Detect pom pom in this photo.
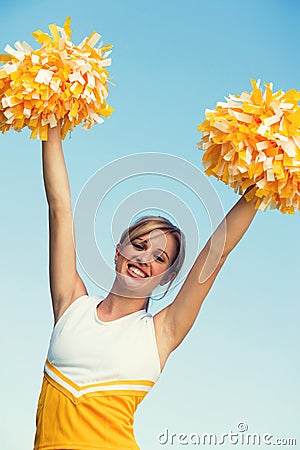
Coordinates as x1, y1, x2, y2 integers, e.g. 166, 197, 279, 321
0, 17, 113, 140
197, 80, 300, 214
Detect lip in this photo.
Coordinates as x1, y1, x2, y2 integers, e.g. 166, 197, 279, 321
127, 263, 149, 279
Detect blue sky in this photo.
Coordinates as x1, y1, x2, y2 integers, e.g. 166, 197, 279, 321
0, 1, 299, 449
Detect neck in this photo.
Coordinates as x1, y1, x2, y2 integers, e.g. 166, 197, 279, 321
99, 281, 149, 321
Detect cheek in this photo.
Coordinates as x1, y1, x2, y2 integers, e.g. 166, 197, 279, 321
118, 246, 133, 260
152, 264, 168, 278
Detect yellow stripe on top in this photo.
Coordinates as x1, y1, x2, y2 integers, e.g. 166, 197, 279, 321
45, 359, 155, 400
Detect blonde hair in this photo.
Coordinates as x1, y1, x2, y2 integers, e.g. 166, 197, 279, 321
119, 216, 186, 304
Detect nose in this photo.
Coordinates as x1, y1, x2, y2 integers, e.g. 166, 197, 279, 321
135, 249, 153, 265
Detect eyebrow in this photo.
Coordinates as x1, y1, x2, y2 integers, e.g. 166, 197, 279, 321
135, 238, 170, 260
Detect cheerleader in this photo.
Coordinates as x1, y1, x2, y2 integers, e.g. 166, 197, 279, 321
33, 124, 258, 449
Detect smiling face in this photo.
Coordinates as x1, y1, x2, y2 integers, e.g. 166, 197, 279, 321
114, 229, 178, 298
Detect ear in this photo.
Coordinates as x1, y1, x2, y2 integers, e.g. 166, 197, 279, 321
114, 243, 121, 264
159, 271, 176, 286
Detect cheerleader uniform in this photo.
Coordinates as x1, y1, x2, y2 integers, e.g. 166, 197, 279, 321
34, 295, 161, 450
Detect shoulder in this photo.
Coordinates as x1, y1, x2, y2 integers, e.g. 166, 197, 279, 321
54, 294, 102, 327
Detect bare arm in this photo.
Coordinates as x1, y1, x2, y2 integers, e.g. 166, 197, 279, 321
154, 187, 259, 367
42, 125, 87, 323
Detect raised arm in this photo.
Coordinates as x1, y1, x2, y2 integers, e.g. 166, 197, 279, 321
154, 187, 259, 367
42, 125, 87, 323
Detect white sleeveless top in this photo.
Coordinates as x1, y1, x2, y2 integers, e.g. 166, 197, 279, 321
34, 295, 162, 449
46, 295, 161, 386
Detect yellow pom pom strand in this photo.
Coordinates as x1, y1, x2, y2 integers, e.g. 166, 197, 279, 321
0, 17, 113, 140
197, 80, 300, 214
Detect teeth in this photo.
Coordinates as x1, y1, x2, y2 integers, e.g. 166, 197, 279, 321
129, 265, 146, 278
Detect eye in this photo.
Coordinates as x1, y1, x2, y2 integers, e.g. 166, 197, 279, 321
154, 254, 165, 263
132, 242, 144, 250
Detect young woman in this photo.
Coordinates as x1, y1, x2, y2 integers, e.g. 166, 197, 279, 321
34, 124, 259, 450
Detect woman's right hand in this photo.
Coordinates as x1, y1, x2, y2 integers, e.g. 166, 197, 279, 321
45, 121, 62, 142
